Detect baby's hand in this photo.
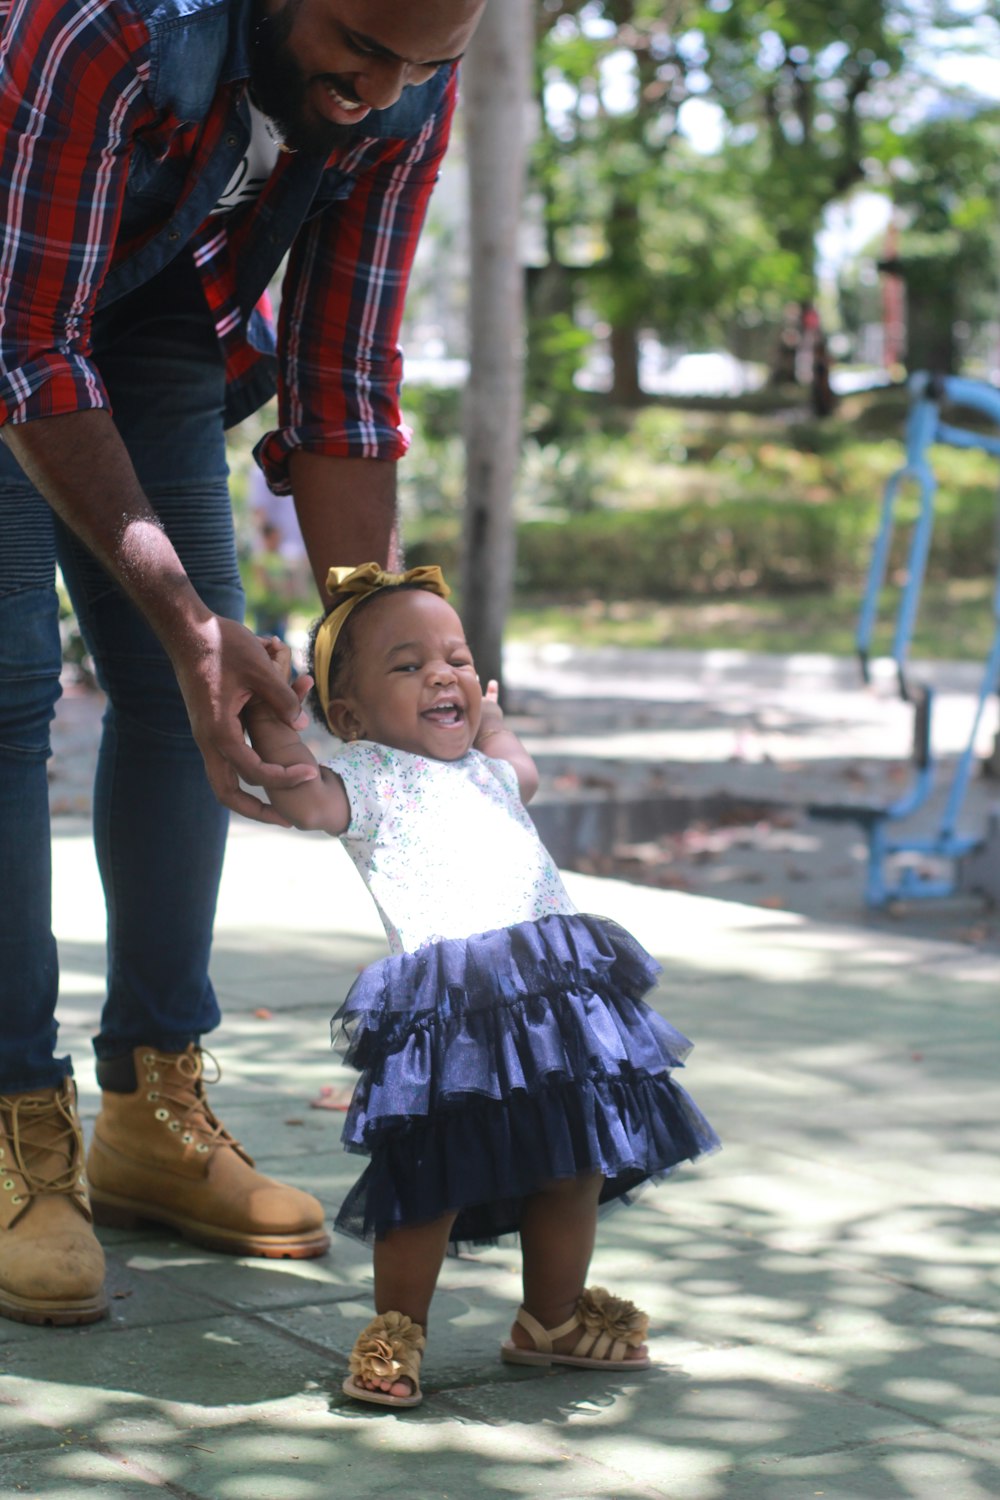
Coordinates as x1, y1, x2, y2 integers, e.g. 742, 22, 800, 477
246, 637, 313, 726
262, 636, 293, 681
475, 679, 505, 745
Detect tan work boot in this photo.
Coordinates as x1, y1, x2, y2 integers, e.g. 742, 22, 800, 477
86, 1045, 330, 1259
0, 1080, 108, 1325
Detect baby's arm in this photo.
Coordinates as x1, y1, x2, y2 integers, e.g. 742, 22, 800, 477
242, 641, 351, 835
474, 680, 540, 803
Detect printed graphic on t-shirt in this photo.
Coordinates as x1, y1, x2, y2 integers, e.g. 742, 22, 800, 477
211, 104, 282, 216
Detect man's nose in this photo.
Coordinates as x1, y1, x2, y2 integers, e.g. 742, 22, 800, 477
355, 58, 411, 112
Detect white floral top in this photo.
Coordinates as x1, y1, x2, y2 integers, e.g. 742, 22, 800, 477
328, 742, 576, 954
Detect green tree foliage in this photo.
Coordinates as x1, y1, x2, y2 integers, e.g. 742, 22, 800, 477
878, 108, 1000, 371
695, 1, 906, 286
532, 1, 696, 406
530, 0, 999, 410
532, 1, 908, 405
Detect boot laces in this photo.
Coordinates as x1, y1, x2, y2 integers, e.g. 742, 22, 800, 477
143, 1047, 241, 1149
0, 1088, 83, 1198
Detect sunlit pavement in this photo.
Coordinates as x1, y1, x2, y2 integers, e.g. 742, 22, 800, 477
3, 659, 999, 1498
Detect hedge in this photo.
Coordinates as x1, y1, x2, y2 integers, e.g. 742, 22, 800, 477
407, 486, 997, 601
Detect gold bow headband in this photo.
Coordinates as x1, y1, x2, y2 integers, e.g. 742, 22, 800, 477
313, 563, 451, 729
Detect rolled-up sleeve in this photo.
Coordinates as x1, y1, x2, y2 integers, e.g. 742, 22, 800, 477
0, 0, 152, 427
256, 65, 458, 492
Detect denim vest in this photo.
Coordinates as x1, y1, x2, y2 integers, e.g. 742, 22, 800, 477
100, 0, 452, 389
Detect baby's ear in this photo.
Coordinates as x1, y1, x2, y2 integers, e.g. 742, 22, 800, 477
327, 698, 362, 742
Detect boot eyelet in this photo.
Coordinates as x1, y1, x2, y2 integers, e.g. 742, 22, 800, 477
168, 1120, 181, 1132
146, 1071, 160, 1083
181, 1132, 193, 1144
3, 1179, 14, 1191
143, 1053, 155, 1064
155, 1108, 170, 1122
147, 1092, 159, 1102
196, 1144, 210, 1153
10, 1194, 21, 1205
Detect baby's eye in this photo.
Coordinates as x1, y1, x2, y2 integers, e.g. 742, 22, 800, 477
393, 662, 419, 673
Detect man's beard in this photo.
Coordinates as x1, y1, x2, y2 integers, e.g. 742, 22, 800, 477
249, 1, 357, 156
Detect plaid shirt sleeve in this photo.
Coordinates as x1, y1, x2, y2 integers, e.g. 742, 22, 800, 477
0, 0, 153, 427
256, 65, 459, 490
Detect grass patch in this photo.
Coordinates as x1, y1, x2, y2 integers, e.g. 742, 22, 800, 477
508, 578, 997, 661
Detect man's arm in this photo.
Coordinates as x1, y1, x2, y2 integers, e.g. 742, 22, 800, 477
3, 411, 317, 824
0, 0, 317, 821
256, 67, 461, 556
289, 452, 400, 599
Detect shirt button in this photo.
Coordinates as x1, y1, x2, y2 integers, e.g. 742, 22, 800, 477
225, 134, 238, 146
167, 228, 181, 241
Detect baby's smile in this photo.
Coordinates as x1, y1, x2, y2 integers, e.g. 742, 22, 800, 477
422, 700, 464, 726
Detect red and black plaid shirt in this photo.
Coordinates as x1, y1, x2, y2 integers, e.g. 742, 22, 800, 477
0, 0, 457, 487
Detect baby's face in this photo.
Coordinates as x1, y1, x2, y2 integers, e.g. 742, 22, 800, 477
333, 589, 483, 759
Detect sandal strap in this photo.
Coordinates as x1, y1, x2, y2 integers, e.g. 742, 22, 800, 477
514, 1304, 583, 1351
545, 1310, 588, 1344
570, 1330, 629, 1362
516, 1288, 649, 1363
513, 1305, 557, 1352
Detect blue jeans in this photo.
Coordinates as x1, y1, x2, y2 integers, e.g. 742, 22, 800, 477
0, 253, 246, 1091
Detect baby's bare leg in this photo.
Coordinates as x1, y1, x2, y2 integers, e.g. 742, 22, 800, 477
518, 1171, 603, 1333
374, 1211, 457, 1328
513, 1172, 648, 1361
358, 1211, 457, 1397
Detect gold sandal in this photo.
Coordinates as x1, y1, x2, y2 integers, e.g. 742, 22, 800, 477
500, 1286, 651, 1371
342, 1310, 426, 1408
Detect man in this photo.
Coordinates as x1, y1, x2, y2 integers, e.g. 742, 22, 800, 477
0, 0, 484, 1325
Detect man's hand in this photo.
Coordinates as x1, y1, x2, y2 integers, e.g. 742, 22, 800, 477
3, 411, 318, 824
171, 616, 319, 826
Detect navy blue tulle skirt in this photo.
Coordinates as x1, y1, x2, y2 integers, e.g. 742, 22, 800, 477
332, 912, 719, 1246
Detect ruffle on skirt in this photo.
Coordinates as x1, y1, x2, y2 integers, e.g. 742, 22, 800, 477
332, 912, 719, 1246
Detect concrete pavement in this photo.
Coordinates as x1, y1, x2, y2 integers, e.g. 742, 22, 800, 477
2, 650, 998, 1499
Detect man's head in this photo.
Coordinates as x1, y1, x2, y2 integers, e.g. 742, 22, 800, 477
250, 0, 485, 155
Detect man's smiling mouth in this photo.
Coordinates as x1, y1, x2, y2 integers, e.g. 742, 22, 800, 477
323, 80, 366, 112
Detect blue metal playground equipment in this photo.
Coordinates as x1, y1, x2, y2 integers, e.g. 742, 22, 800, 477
809, 372, 1000, 906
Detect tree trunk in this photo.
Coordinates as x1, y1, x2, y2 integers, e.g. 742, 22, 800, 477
461, 0, 532, 690
906, 288, 958, 375
609, 320, 642, 405
606, 189, 643, 406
